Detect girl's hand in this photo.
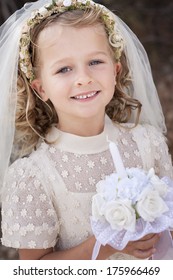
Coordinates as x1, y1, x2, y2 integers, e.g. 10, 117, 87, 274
18, 233, 161, 260
121, 233, 161, 259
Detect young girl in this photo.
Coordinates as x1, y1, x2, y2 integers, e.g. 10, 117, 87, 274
0, 0, 173, 260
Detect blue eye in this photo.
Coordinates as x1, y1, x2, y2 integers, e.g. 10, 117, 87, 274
89, 60, 103, 66
57, 67, 71, 74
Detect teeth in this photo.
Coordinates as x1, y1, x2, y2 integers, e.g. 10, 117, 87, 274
74, 91, 97, 99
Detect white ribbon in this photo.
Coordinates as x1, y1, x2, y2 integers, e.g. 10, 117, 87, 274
91, 240, 102, 260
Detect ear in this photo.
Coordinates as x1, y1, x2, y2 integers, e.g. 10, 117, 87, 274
114, 62, 122, 74
31, 79, 48, 101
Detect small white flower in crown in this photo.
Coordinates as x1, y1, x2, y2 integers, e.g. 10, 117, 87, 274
38, 6, 50, 16
77, 0, 87, 3
63, 0, 72, 7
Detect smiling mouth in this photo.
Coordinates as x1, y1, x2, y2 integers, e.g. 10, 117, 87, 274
71, 91, 100, 100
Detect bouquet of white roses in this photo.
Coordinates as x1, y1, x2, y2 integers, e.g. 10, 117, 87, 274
91, 141, 173, 259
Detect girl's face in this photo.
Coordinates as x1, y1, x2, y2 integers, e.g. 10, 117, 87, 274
32, 23, 119, 132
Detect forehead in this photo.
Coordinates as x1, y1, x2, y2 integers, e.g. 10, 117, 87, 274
36, 23, 110, 56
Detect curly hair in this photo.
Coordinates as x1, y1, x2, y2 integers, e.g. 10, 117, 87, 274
15, 8, 141, 157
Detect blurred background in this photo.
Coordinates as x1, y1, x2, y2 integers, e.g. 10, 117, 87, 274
0, 0, 173, 260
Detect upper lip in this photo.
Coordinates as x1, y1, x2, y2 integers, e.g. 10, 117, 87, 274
71, 90, 99, 98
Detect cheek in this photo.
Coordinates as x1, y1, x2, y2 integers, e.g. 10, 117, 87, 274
108, 71, 116, 92
107, 75, 116, 101
97, 67, 115, 87
107, 63, 117, 84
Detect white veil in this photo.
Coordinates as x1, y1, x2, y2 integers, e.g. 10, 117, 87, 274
0, 0, 50, 196
0, 0, 166, 198
113, 14, 166, 131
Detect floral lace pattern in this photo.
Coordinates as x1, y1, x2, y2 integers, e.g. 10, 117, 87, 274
46, 147, 141, 194
1, 158, 60, 249
1, 118, 173, 260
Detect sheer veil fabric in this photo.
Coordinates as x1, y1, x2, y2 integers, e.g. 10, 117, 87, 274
0, 0, 166, 199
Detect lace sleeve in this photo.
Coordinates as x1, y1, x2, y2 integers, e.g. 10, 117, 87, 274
146, 125, 173, 179
1, 157, 60, 249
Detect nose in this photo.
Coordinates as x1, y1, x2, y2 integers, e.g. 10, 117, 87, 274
74, 69, 93, 87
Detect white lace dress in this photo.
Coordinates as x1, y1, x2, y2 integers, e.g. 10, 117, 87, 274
1, 116, 173, 259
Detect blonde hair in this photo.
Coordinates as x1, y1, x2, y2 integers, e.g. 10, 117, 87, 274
15, 8, 141, 157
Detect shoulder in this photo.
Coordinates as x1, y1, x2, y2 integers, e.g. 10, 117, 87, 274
133, 123, 167, 143
3, 142, 50, 193
111, 122, 167, 149
118, 122, 162, 133
10, 141, 49, 168
107, 116, 167, 145
118, 122, 166, 141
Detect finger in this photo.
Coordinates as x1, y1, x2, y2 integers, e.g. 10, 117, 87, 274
139, 233, 157, 241
133, 247, 156, 259
135, 233, 161, 251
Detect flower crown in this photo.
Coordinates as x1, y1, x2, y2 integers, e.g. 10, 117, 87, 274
19, 0, 124, 82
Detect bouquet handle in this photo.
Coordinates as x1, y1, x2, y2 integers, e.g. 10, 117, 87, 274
107, 139, 127, 178
92, 240, 102, 260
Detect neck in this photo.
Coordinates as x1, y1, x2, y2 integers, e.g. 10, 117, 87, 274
57, 114, 105, 137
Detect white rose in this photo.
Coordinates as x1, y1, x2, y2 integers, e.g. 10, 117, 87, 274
116, 168, 149, 203
136, 189, 169, 222
92, 194, 106, 222
96, 173, 119, 201
150, 176, 168, 197
127, 168, 148, 188
104, 200, 136, 232
96, 178, 108, 193
117, 177, 140, 202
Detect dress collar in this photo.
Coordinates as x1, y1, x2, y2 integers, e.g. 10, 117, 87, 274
45, 115, 119, 154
